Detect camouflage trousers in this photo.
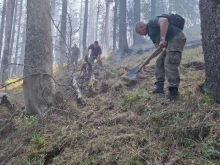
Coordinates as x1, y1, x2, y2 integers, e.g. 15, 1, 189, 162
88, 56, 102, 65
87, 56, 103, 76
155, 32, 186, 87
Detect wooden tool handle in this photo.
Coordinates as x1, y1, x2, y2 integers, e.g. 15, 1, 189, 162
138, 47, 163, 72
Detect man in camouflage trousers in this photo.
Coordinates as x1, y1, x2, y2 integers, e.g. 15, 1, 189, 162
135, 17, 186, 100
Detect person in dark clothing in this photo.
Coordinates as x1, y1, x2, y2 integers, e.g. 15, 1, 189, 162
135, 16, 186, 100
85, 41, 103, 76
87, 41, 102, 65
71, 44, 80, 65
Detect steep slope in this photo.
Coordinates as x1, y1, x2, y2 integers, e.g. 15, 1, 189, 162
0, 47, 219, 165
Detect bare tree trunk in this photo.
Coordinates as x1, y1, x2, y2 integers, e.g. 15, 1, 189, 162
50, 0, 56, 37
199, 0, 220, 103
119, 0, 128, 53
133, 0, 143, 45
95, 0, 100, 41
60, 0, 67, 64
103, 0, 110, 51
24, 0, 53, 115
91, 1, 96, 45
79, 0, 83, 53
18, 22, 26, 76
67, 13, 72, 67
0, 0, 16, 84
9, 0, 18, 76
0, 0, 7, 60
54, 14, 61, 65
82, 0, 89, 56
12, 0, 23, 76
113, 0, 118, 50
87, 0, 93, 46
151, 0, 156, 18
51, 0, 56, 61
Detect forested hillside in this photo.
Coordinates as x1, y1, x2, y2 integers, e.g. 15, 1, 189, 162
0, 0, 219, 165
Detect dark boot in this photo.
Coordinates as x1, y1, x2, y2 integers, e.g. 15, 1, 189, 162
152, 83, 164, 94
167, 87, 179, 100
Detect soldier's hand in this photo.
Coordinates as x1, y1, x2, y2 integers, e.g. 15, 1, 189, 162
159, 40, 167, 48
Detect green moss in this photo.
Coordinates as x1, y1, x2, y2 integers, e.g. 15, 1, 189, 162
27, 148, 44, 161
5, 78, 20, 85
127, 93, 139, 102
31, 134, 45, 148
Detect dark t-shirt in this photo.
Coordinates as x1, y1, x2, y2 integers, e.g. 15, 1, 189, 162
88, 44, 102, 57
71, 47, 80, 56
146, 17, 182, 44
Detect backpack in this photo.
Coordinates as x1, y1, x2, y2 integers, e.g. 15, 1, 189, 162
157, 13, 185, 30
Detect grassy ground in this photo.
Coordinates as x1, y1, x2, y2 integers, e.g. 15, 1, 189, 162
0, 47, 219, 165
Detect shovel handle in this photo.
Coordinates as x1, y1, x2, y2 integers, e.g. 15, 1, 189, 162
138, 47, 163, 72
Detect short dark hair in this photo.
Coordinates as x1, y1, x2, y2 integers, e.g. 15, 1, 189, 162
94, 41, 99, 45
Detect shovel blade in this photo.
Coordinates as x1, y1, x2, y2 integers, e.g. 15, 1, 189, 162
127, 72, 137, 79
127, 66, 140, 79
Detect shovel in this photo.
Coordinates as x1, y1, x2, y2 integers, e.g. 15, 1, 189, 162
127, 47, 163, 79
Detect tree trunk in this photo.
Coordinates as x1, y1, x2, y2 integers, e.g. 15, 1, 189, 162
0, 0, 7, 60
79, 0, 83, 53
67, 14, 72, 67
51, 0, 56, 61
95, 0, 100, 41
82, 0, 89, 56
151, 0, 156, 18
133, 0, 143, 45
54, 16, 60, 65
103, 0, 110, 51
9, 0, 18, 75
24, 0, 53, 115
119, 0, 128, 53
91, 0, 96, 45
113, 0, 118, 50
199, 0, 220, 103
12, 0, 23, 76
59, 0, 67, 64
18, 22, 26, 76
87, 0, 93, 46
50, 0, 56, 37
0, 0, 16, 84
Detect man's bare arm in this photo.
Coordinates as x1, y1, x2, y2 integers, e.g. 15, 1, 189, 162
158, 18, 168, 39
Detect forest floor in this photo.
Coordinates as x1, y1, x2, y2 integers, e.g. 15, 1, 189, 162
0, 46, 219, 165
